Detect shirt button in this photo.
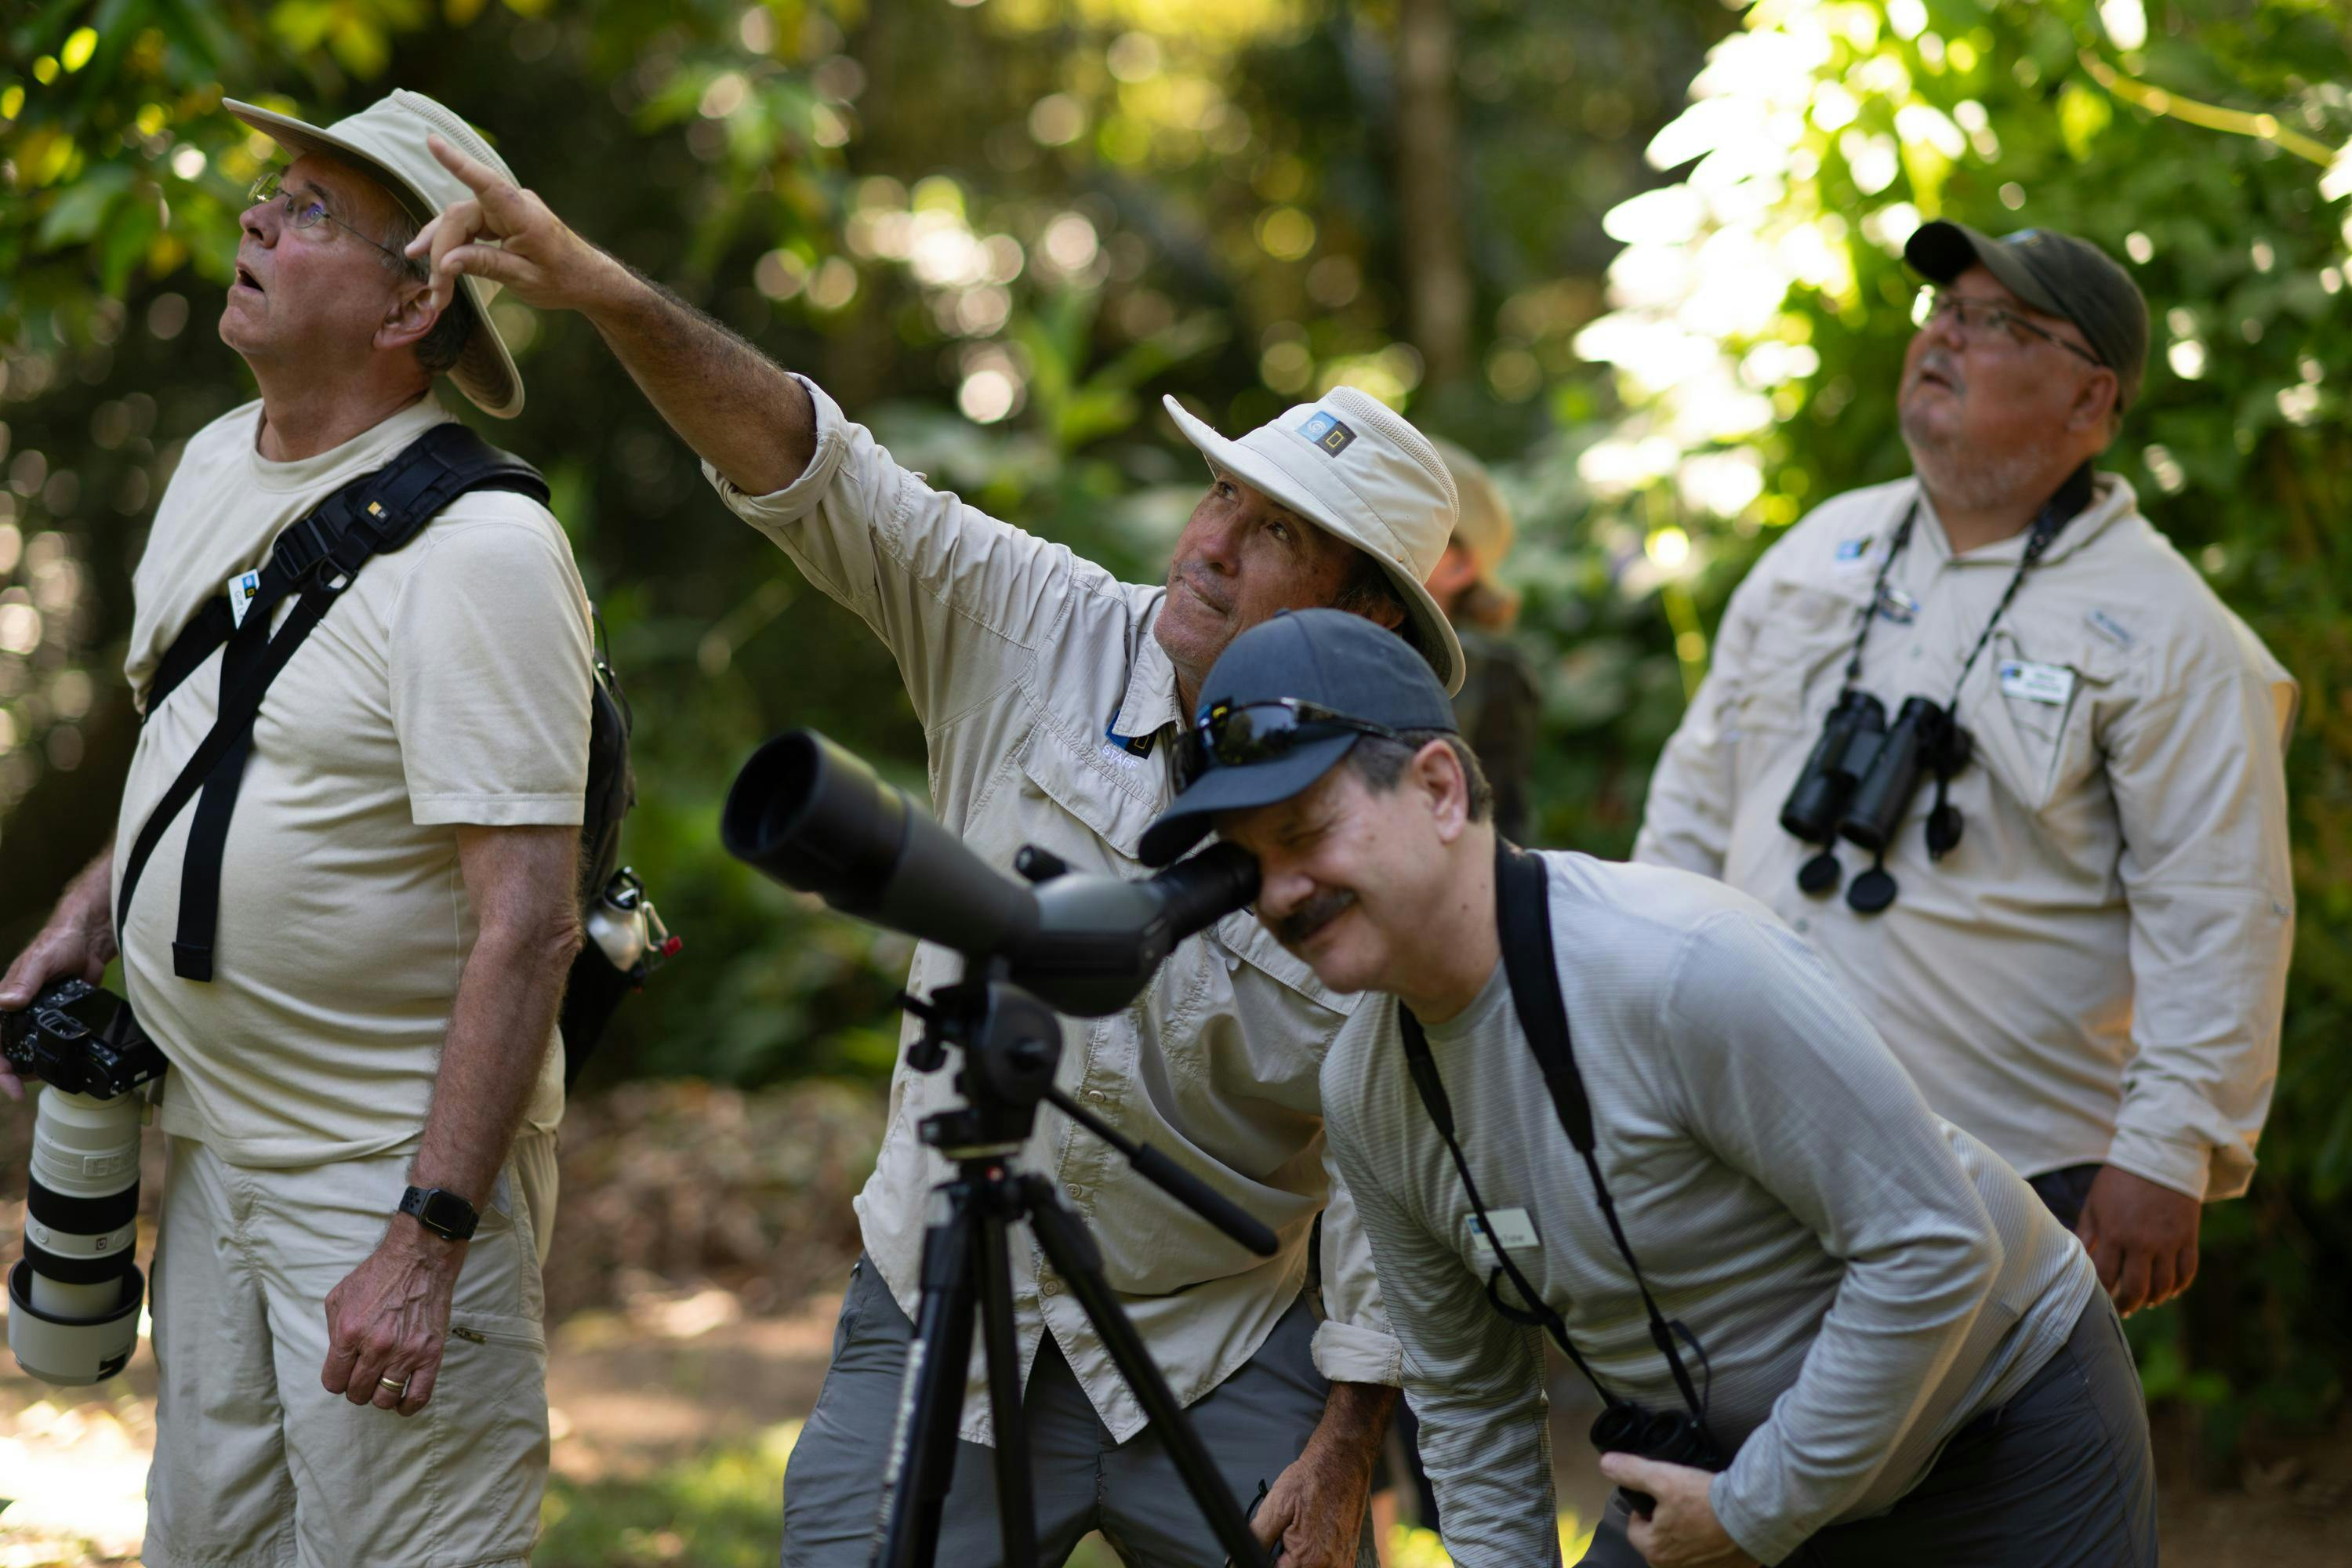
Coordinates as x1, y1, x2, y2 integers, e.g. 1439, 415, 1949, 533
1040, 1277, 1062, 1297
1066, 1183, 1084, 1200
1794, 917, 1810, 934
1085, 1089, 1107, 1102
1224, 954, 1240, 972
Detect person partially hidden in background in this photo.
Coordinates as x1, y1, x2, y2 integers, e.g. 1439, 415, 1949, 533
1141, 608, 2154, 1567
1637, 220, 2295, 1321
1427, 440, 1541, 845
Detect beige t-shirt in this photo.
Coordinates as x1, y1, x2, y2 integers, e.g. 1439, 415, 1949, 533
113, 394, 590, 1167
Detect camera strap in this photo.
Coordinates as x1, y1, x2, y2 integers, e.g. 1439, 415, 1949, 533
117, 423, 547, 977
1396, 840, 1715, 1437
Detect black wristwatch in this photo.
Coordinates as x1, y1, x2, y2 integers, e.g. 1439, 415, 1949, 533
398, 1185, 481, 1243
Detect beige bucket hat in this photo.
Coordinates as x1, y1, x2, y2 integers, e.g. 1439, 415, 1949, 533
1162, 387, 1465, 694
224, 89, 524, 419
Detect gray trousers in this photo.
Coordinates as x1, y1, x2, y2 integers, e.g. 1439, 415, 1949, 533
783, 1255, 1380, 1567
1577, 1294, 2158, 1566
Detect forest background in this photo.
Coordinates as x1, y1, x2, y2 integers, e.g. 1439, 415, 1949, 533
4, 0, 2351, 1562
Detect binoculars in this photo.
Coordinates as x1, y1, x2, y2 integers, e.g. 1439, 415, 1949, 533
1780, 690, 1972, 902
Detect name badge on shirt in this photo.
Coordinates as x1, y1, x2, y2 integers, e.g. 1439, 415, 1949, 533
226, 569, 262, 629
1466, 1207, 1541, 1269
1998, 660, 2076, 706
1875, 583, 1920, 624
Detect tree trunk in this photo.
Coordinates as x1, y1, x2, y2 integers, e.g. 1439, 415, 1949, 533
1396, 0, 1473, 390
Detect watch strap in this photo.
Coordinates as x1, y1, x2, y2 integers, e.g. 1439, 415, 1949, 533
398, 1184, 480, 1242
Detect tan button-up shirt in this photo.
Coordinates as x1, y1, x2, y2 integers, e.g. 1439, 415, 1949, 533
1637, 474, 2295, 1203
706, 377, 1399, 1445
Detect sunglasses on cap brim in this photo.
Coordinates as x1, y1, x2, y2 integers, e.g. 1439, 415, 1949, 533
1174, 699, 1405, 793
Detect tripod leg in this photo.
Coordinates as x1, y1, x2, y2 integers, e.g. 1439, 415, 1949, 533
976, 1198, 1039, 1566
875, 1188, 980, 1568
1023, 1178, 1272, 1568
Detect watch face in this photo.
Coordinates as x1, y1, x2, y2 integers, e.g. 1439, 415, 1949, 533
407, 1186, 478, 1239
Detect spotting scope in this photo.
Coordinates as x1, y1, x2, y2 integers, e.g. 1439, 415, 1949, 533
720, 731, 1260, 1016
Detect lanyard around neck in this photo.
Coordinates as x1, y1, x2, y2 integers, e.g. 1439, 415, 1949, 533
1842, 462, 2096, 710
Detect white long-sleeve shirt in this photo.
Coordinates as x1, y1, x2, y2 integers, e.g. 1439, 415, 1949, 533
1319, 851, 2099, 1566
1637, 474, 2295, 1202
704, 376, 1399, 1445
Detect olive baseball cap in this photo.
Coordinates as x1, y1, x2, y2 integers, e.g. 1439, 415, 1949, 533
1140, 608, 1458, 866
1904, 220, 2150, 409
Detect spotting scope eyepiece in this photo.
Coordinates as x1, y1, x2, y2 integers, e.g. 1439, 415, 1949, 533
722, 731, 1261, 1018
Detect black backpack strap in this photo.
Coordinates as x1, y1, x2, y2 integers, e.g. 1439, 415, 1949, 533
146, 598, 236, 718
1491, 840, 1716, 1439
118, 423, 548, 974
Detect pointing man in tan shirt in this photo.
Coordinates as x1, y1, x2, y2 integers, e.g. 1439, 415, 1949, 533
1637, 221, 2295, 1322
407, 137, 1461, 1565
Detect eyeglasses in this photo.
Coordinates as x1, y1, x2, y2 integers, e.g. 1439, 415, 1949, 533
1174, 699, 1405, 791
1913, 287, 2104, 368
247, 170, 414, 270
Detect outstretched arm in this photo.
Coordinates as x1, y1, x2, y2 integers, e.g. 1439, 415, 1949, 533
407, 135, 813, 495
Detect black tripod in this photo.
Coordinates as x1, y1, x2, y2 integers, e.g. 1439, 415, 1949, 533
872, 966, 1279, 1568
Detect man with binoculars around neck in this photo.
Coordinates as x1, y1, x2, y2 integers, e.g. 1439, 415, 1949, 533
1638, 221, 2296, 1325
1147, 608, 2154, 1567
407, 137, 1465, 1565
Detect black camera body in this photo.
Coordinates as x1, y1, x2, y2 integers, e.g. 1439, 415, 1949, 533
2, 978, 169, 1101
1592, 1399, 1729, 1516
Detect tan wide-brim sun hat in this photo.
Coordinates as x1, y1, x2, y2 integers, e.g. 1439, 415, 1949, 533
1162, 387, 1465, 695
224, 89, 524, 419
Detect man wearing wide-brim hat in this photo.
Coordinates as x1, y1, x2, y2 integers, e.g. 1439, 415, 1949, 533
1638, 220, 2296, 1332
0, 90, 592, 1566
412, 140, 1460, 1564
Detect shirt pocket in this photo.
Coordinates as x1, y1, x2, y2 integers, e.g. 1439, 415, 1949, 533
1736, 577, 1872, 745
1965, 630, 2122, 813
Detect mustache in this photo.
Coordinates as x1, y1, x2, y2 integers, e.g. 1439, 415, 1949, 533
1170, 562, 1232, 613
1910, 348, 1965, 395
1270, 888, 1358, 948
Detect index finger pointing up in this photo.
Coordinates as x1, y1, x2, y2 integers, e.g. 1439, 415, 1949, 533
425, 133, 521, 217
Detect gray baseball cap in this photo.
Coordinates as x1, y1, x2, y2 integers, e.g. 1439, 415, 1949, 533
1904, 220, 2151, 409
1140, 608, 1458, 866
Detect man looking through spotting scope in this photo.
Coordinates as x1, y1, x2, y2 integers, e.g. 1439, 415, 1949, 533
1, 93, 590, 1568
1147, 608, 2155, 1568
1636, 222, 2296, 1320
407, 137, 1460, 1564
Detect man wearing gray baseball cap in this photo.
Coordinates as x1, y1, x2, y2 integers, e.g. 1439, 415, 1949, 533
1163, 608, 2152, 1567
2, 91, 590, 1566
1639, 220, 2296, 1327
412, 141, 1465, 1563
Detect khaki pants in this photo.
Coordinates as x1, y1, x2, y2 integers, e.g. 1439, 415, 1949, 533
143, 1133, 557, 1568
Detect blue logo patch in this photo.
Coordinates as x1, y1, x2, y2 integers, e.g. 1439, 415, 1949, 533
1834, 535, 1873, 562
1298, 411, 1356, 456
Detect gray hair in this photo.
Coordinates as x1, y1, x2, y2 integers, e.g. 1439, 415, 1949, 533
1342, 728, 1494, 824
379, 205, 474, 377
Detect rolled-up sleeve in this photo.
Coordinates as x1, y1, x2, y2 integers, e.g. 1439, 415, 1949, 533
2103, 659, 2297, 1202
1633, 561, 1773, 877
1308, 1147, 1404, 1387
702, 374, 1092, 728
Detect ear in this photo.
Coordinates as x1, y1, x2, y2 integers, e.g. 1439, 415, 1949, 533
1410, 739, 1471, 844
2065, 365, 2119, 437
376, 272, 441, 354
